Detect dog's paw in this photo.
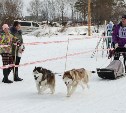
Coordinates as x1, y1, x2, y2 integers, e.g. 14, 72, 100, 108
87, 84, 90, 89
66, 94, 71, 97
51, 90, 55, 94
38, 91, 41, 94
51, 92, 54, 94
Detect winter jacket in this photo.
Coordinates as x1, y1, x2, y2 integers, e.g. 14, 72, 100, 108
112, 24, 117, 32
112, 22, 126, 47
0, 32, 17, 54
10, 27, 24, 56
106, 23, 113, 31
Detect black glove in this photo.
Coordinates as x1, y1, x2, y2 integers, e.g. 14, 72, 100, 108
16, 40, 21, 46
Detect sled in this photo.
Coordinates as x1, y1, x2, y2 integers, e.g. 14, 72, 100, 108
97, 68, 124, 80
97, 47, 126, 80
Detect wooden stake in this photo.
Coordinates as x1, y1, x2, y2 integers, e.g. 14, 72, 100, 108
88, 0, 91, 36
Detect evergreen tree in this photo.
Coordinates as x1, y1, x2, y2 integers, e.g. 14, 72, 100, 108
74, 0, 126, 25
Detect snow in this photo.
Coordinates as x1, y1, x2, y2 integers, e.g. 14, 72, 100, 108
28, 25, 101, 37
0, 27, 126, 113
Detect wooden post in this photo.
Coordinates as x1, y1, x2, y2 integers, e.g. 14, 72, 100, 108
88, 0, 91, 36
104, 20, 107, 35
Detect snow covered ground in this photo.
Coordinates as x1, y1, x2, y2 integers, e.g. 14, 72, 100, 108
28, 25, 103, 37
0, 30, 126, 113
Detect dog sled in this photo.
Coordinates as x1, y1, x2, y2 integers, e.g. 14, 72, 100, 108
97, 47, 126, 80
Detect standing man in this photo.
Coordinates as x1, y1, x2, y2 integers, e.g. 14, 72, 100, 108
112, 15, 126, 72
10, 21, 25, 81
106, 21, 113, 49
106, 21, 113, 36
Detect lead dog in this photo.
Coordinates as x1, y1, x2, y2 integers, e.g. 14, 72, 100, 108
63, 68, 91, 97
33, 67, 55, 94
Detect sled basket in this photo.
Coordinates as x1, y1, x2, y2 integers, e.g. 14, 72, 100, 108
97, 60, 124, 80
97, 68, 115, 79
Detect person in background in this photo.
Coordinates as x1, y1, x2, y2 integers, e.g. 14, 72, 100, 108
111, 19, 118, 48
108, 19, 118, 59
106, 21, 113, 49
10, 21, 25, 81
112, 15, 126, 72
0, 24, 17, 83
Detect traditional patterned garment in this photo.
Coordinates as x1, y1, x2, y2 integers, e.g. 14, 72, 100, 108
0, 32, 16, 54
1, 53, 13, 65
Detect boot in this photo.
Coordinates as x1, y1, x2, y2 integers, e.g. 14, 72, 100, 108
13, 57, 23, 81
14, 77, 23, 81
2, 78, 13, 83
2, 69, 13, 83
14, 70, 23, 81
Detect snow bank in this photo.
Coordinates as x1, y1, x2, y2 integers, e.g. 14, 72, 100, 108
28, 25, 100, 37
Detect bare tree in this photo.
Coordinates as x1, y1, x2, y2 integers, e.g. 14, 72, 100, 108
29, 0, 57, 23
55, 0, 67, 25
1, 0, 23, 26
112, 0, 126, 21
39, 2, 47, 21
27, 0, 41, 21
67, 0, 77, 24
39, 0, 50, 23
48, 0, 56, 21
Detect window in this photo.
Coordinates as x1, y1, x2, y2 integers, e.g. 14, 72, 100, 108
19, 22, 31, 26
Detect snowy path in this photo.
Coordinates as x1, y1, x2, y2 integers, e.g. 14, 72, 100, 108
0, 35, 126, 113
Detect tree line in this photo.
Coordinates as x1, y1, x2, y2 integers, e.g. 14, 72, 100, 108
0, 0, 126, 26
0, 0, 23, 26
75, 0, 126, 24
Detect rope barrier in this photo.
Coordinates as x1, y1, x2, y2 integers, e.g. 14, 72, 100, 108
0, 36, 111, 47
0, 35, 111, 70
0, 49, 107, 69
23, 36, 111, 46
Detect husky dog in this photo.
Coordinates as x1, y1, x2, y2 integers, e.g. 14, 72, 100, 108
33, 67, 55, 94
63, 68, 91, 97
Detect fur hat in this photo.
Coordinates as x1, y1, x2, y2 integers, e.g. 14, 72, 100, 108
2, 24, 9, 30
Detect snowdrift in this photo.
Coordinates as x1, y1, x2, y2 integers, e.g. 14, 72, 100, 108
28, 25, 97, 37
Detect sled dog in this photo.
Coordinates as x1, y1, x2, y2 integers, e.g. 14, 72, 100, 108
33, 67, 55, 94
63, 68, 91, 97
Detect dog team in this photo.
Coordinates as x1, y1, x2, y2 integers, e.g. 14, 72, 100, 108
33, 66, 91, 97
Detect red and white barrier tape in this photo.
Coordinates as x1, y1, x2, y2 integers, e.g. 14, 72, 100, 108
0, 35, 111, 69
0, 48, 108, 69
23, 36, 111, 46
0, 36, 111, 47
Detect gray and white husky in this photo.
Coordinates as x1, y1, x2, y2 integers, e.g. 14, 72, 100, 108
33, 67, 55, 94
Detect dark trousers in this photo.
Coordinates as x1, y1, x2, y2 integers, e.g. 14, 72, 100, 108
1, 53, 13, 79
106, 30, 112, 49
106, 37, 112, 49
13, 56, 21, 78
114, 52, 126, 72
